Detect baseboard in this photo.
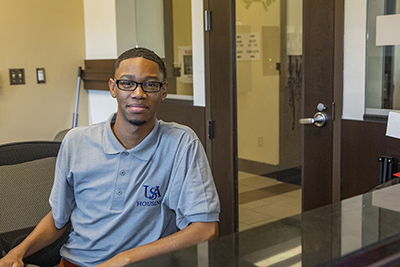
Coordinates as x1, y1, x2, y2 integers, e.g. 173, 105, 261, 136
238, 158, 301, 186
238, 158, 285, 175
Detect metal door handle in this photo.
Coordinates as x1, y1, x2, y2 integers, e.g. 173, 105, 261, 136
299, 112, 327, 127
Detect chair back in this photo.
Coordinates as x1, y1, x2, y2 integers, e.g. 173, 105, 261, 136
0, 141, 61, 241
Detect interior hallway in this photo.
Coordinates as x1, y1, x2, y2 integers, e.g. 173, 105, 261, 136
238, 171, 302, 232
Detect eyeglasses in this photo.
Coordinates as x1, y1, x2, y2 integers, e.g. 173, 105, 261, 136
114, 79, 164, 93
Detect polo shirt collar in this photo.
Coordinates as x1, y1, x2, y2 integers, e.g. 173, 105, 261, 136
103, 113, 160, 161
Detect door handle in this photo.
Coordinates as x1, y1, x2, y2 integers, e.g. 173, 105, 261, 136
299, 112, 327, 127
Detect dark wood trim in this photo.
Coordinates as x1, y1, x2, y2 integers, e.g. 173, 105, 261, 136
363, 114, 388, 122
206, 0, 238, 235
162, 0, 177, 94
82, 59, 115, 90
332, 0, 344, 203
162, 98, 193, 106
340, 119, 400, 199
204, 0, 212, 163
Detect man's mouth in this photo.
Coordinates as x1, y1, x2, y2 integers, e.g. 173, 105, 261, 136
127, 104, 148, 113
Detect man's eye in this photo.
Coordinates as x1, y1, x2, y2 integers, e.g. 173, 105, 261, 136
144, 82, 158, 87
120, 81, 134, 86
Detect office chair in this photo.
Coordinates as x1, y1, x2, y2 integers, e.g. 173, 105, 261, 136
53, 129, 70, 142
0, 141, 69, 267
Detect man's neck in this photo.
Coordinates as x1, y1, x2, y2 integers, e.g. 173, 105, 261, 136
111, 117, 155, 150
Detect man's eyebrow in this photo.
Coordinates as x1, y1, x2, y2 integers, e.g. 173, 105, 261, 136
118, 75, 135, 79
118, 75, 160, 80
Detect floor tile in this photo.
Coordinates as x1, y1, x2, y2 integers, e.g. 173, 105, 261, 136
239, 208, 274, 225
259, 183, 300, 195
239, 176, 282, 189
282, 189, 302, 198
239, 222, 253, 232
239, 189, 277, 205
252, 204, 301, 219
238, 171, 258, 180
249, 217, 281, 228
239, 184, 255, 193
240, 200, 272, 210
260, 194, 299, 205
238, 170, 302, 232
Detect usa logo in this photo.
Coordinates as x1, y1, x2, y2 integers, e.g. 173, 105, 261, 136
137, 185, 162, 207
144, 185, 161, 200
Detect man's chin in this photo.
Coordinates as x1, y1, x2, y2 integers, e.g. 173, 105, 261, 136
128, 119, 147, 126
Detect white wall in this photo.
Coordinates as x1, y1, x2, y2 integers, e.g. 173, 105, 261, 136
84, 0, 118, 124
116, 0, 137, 55
84, 0, 118, 60
342, 0, 367, 120
135, 0, 165, 58
191, 0, 206, 106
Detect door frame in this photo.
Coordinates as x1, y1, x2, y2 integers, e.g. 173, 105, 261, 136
205, 0, 238, 235
332, 0, 344, 203
204, 0, 345, 234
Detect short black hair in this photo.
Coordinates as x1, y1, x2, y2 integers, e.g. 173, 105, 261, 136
114, 47, 167, 80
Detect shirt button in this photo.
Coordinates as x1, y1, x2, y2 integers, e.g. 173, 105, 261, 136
116, 189, 123, 195
120, 170, 126, 176
122, 152, 129, 156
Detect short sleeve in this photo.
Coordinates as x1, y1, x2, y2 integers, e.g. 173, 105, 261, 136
49, 136, 76, 229
168, 140, 220, 230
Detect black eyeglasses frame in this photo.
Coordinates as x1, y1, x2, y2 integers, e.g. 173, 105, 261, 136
114, 79, 164, 93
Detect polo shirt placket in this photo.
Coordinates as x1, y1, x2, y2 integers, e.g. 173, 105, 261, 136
110, 151, 132, 212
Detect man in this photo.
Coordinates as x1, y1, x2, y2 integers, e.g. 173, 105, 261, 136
0, 47, 220, 267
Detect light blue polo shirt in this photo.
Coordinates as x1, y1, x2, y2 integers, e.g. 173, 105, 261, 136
49, 113, 220, 267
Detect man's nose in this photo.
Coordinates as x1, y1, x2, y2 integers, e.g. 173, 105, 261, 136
130, 85, 147, 98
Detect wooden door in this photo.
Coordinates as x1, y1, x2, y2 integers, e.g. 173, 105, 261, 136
302, 0, 343, 211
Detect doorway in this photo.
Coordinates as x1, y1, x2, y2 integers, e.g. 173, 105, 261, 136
235, 0, 303, 231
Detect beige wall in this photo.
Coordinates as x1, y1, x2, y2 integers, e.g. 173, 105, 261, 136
236, 0, 280, 165
0, 0, 87, 145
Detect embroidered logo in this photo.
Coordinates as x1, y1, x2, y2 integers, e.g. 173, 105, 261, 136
144, 185, 161, 200
136, 185, 162, 207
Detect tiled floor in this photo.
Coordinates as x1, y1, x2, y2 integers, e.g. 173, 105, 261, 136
238, 171, 302, 232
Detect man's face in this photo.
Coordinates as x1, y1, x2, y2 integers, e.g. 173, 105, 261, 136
108, 57, 168, 128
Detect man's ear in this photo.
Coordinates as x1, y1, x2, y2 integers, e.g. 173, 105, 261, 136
161, 82, 169, 101
109, 78, 117, 98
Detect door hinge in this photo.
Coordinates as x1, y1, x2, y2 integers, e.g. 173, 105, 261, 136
332, 102, 335, 121
208, 120, 214, 139
205, 10, 211, 31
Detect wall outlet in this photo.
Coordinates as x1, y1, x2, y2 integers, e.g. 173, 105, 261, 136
258, 136, 264, 147
9, 69, 25, 85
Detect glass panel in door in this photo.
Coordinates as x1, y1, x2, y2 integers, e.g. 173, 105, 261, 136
236, 0, 303, 232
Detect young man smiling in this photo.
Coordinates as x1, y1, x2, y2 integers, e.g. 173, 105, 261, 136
0, 48, 220, 267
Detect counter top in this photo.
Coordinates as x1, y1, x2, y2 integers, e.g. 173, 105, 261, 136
129, 184, 400, 266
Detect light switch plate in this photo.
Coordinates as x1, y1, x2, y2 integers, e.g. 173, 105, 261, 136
36, 68, 46, 84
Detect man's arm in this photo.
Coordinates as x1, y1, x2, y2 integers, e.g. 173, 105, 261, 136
0, 211, 70, 267
96, 221, 218, 267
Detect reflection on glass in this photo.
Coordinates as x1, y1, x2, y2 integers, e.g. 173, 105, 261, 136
365, 0, 400, 112
116, 0, 194, 97
235, 0, 302, 179
135, 0, 165, 57
135, 0, 193, 96
171, 1, 193, 96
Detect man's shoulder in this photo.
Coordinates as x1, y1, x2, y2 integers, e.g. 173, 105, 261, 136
158, 120, 198, 141
63, 121, 106, 143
